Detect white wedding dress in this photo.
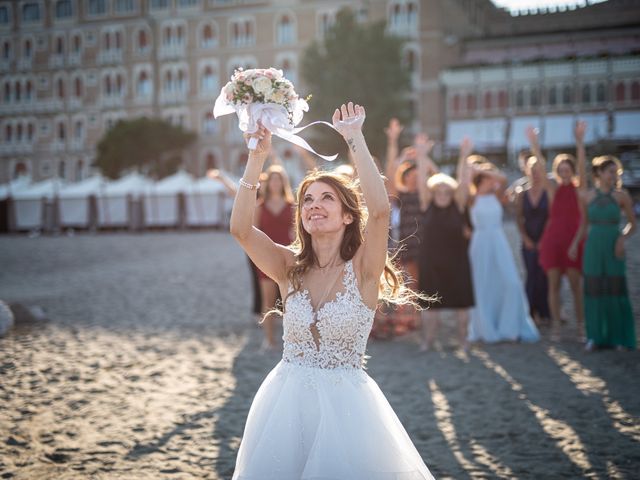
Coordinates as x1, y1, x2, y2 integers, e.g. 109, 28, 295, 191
232, 259, 434, 480
468, 194, 540, 343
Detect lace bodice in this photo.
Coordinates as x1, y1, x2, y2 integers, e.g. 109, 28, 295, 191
282, 259, 375, 370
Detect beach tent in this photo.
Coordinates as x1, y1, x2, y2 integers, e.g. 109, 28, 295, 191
58, 175, 107, 228
97, 172, 151, 228
0, 176, 32, 233
185, 176, 232, 227
143, 170, 193, 227
12, 177, 66, 230
0, 175, 31, 200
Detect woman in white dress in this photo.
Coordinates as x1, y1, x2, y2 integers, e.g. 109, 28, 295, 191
467, 159, 540, 343
229, 102, 434, 479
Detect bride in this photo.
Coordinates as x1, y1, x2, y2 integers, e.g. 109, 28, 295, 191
229, 102, 434, 479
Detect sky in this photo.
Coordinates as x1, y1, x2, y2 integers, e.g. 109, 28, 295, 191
491, 0, 608, 13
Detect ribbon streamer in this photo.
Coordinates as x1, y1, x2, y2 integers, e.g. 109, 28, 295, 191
213, 90, 339, 162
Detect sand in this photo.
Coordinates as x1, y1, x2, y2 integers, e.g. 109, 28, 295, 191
1, 225, 639, 479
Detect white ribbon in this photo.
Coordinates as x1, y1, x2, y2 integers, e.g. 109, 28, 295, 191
213, 90, 339, 161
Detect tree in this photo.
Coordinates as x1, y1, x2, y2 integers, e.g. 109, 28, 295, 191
301, 8, 413, 161
95, 117, 197, 179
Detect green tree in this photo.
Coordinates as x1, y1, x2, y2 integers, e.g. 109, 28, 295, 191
301, 7, 413, 161
95, 117, 197, 179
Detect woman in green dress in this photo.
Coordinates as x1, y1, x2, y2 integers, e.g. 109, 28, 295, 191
581, 155, 637, 350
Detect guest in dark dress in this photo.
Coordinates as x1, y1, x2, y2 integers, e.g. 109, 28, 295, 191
416, 136, 475, 351
515, 155, 550, 325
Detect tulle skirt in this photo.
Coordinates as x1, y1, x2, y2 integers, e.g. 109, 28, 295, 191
232, 360, 435, 480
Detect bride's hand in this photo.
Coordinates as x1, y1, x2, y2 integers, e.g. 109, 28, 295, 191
244, 124, 272, 157
332, 102, 366, 138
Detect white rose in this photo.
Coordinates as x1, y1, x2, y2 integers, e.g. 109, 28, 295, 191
252, 76, 273, 95
267, 89, 285, 104
268, 68, 284, 80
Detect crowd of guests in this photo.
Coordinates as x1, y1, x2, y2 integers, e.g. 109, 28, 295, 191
209, 118, 637, 353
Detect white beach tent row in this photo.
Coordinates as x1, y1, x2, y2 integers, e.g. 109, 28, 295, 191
0, 171, 233, 232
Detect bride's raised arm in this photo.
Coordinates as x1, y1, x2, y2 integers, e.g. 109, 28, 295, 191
229, 125, 292, 285
332, 102, 390, 285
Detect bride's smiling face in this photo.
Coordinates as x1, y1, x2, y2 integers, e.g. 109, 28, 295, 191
301, 181, 353, 235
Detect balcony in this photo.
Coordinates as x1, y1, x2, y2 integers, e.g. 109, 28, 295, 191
68, 98, 83, 110
16, 58, 33, 71
69, 139, 85, 151
159, 90, 187, 105
68, 53, 82, 67
97, 50, 123, 65
101, 95, 125, 108
50, 142, 68, 153
0, 143, 35, 155
159, 43, 186, 60
48, 55, 65, 69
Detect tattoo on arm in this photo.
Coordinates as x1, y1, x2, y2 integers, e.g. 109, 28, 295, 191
347, 138, 356, 153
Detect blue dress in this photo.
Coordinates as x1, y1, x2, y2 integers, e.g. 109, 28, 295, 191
521, 189, 550, 319
468, 195, 540, 343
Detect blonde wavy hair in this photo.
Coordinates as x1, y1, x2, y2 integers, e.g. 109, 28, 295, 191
282, 170, 428, 311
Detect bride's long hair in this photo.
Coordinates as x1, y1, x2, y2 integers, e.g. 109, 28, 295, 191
282, 169, 427, 311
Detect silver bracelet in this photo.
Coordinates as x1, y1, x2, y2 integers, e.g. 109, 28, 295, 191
239, 178, 260, 190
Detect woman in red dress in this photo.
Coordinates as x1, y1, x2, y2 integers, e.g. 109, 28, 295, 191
255, 165, 295, 349
527, 123, 587, 329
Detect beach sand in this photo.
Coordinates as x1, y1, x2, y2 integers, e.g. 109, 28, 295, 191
1, 225, 639, 479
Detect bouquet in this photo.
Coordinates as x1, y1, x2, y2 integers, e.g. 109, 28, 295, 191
213, 68, 337, 160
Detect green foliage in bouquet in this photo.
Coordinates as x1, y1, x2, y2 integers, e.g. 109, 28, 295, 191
95, 117, 196, 179
302, 7, 413, 161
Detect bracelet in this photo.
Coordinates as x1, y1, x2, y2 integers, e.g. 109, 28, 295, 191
239, 178, 260, 190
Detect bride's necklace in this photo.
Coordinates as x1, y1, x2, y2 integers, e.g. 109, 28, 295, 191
309, 262, 344, 315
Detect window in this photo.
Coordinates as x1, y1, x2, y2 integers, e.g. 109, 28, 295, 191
115, 31, 122, 49
55, 0, 73, 19
201, 66, 217, 92
17, 123, 23, 142
56, 36, 65, 55
114, 0, 135, 14
582, 84, 591, 104
104, 75, 111, 95
176, 25, 184, 44
515, 89, 524, 108
2, 39, 10, 59
178, 0, 198, 6
72, 34, 81, 53
615, 82, 626, 103
177, 70, 185, 92
74, 119, 83, 139
25, 80, 33, 100
57, 78, 65, 99
203, 112, 215, 134
201, 23, 216, 48
27, 122, 34, 141
115, 73, 123, 94
58, 122, 66, 140
280, 58, 296, 85
15, 81, 21, 101
137, 29, 148, 50
0, 6, 9, 25
163, 26, 172, 45
137, 71, 151, 96
58, 160, 66, 178
276, 14, 294, 45
5, 124, 11, 142
230, 18, 254, 46
24, 38, 33, 58
22, 3, 41, 22
87, 0, 107, 16
318, 12, 334, 38
74, 77, 83, 97
75, 159, 84, 181
3, 82, 9, 102
404, 49, 416, 73
164, 71, 172, 92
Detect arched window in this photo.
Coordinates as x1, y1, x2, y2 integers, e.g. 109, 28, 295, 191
74, 77, 83, 97
115, 31, 122, 49
17, 123, 23, 142
3, 82, 10, 102
24, 39, 33, 58
56, 36, 64, 55
203, 112, 216, 134
22, 3, 41, 22
516, 89, 524, 108
74, 119, 83, 139
57, 78, 65, 99
164, 70, 172, 91
15, 81, 21, 101
407, 1, 418, 27
58, 160, 66, 179
72, 34, 81, 53
530, 87, 539, 107
5, 124, 12, 142
549, 86, 557, 106
201, 66, 217, 92
76, 159, 84, 181
615, 82, 626, 103
2, 40, 10, 60
104, 31, 111, 50
137, 71, 151, 96
104, 76, 112, 95
163, 26, 172, 45
25, 81, 33, 100
27, 122, 34, 141
58, 122, 66, 140
276, 15, 294, 44
177, 25, 184, 43
596, 83, 606, 103
138, 29, 148, 50
116, 74, 123, 94
177, 70, 185, 91
405, 49, 416, 73
497, 89, 507, 109
201, 24, 216, 47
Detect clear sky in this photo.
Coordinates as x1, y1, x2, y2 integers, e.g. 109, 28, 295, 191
491, 0, 607, 12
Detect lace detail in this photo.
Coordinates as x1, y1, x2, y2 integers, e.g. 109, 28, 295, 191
282, 259, 375, 370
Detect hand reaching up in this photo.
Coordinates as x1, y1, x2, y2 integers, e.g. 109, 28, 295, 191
384, 118, 403, 140
332, 102, 366, 139
575, 120, 587, 143
414, 133, 435, 157
525, 126, 540, 147
460, 137, 473, 159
